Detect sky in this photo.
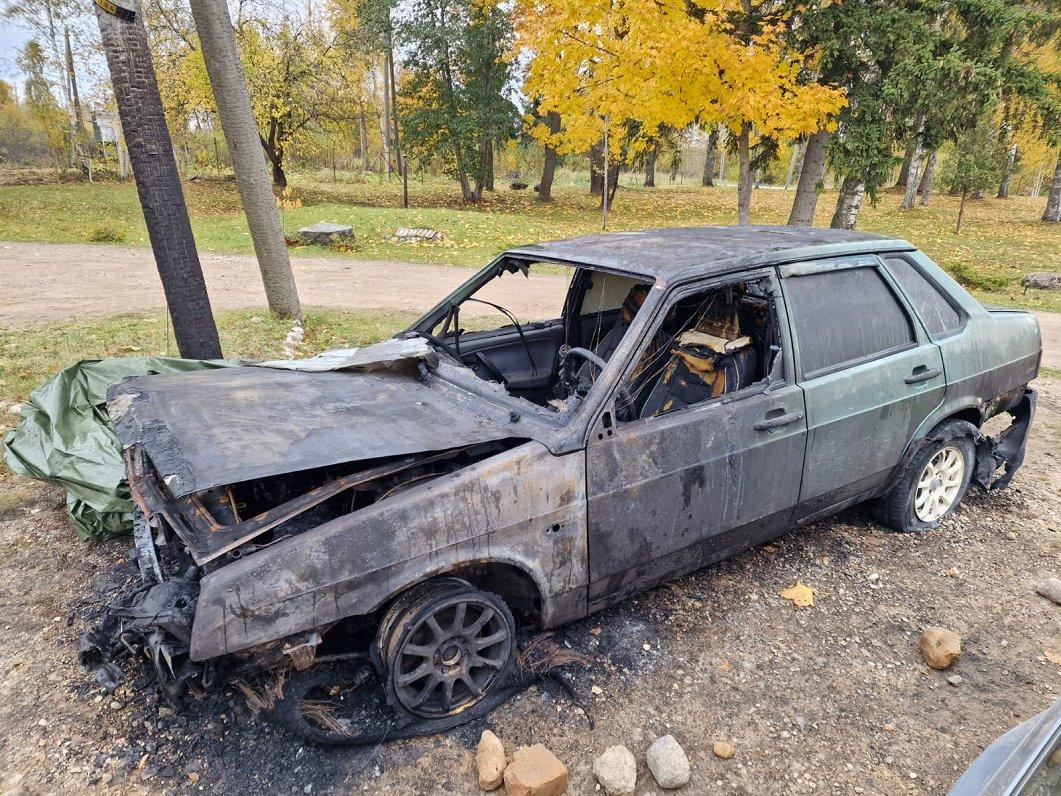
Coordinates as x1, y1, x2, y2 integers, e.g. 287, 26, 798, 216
0, 20, 32, 83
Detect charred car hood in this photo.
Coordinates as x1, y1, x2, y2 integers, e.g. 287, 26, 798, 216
107, 357, 531, 497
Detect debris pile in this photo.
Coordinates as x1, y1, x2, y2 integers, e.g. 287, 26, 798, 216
392, 227, 443, 243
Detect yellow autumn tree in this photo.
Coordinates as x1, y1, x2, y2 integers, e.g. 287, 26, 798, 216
515, 0, 846, 223
706, 0, 847, 223
516, 0, 719, 188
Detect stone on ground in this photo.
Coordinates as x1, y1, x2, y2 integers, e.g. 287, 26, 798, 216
712, 741, 735, 760
476, 729, 506, 791
298, 222, 354, 245
592, 745, 636, 795
920, 626, 962, 670
1021, 272, 1061, 291
502, 744, 568, 796
1036, 577, 1061, 605
393, 227, 442, 242
646, 735, 690, 789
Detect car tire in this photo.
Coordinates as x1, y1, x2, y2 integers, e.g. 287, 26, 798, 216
375, 578, 516, 719
879, 420, 977, 533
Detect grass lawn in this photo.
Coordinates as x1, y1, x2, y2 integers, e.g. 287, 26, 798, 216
1, 171, 1059, 312
0, 307, 416, 407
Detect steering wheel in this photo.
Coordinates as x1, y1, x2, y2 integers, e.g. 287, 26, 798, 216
560, 347, 633, 407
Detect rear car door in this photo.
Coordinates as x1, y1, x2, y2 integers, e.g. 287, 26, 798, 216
585, 270, 807, 606
778, 256, 945, 519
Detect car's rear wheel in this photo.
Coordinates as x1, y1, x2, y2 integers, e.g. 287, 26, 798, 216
880, 421, 976, 533
375, 578, 515, 719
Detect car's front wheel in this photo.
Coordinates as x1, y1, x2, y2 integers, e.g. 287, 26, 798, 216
880, 421, 977, 533
375, 577, 516, 719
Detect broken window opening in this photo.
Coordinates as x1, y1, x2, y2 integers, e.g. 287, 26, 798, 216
415, 259, 652, 410
615, 278, 781, 422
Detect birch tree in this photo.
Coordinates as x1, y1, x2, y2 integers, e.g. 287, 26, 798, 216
189, 0, 301, 319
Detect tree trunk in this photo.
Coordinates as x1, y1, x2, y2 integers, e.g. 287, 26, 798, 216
603, 163, 619, 209
358, 109, 369, 171
384, 58, 396, 177
895, 138, 916, 188
830, 177, 865, 230
784, 140, 803, 190
537, 111, 559, 201
787, 129, 830, 226
384, 26, 407, 207
1030, 163, 1043, 197
717, 126, 728, 183
737, 121, 752, 225
1043, 149, 1061, 223
919, 151, 937, 206
589, 144, 604, 195
701, 128, 717, 187
189, 0, 301, 319
263, 137, 288, 189
484, 138, 494, 191
474, 133, 489, 198
644, 144, 657, 187
998, 143, 1017, 199
956, 187, 969, 232
95, 0, 221, 359
901, 138, 924, 209
64, 29, 83, 131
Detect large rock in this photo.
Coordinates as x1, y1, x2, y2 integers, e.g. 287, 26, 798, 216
646, 735, 690, 789
592, 745, 636, 795
1021, 272, 1061, 291
1036, 577, 1061, 606
298, 222, 354, 245
920, 626, 962, 670
476, 730, 506, 790
503, 744, 569, 796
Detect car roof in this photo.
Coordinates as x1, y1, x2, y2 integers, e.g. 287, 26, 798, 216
506, 224, 916, 283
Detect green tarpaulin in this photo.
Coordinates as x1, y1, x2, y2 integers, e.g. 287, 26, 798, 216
3, 358, 230, 540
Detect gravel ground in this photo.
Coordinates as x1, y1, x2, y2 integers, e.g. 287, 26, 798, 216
0, 377, 1058, 796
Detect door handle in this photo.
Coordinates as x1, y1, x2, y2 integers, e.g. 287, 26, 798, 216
753, 410, 804, 431
904, 366, 943, 385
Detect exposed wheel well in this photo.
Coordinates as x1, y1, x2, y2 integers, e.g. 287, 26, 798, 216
444, 562, 543, 625
940, 407, 982, 429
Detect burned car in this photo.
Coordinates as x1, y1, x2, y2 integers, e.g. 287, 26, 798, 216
108, 225, 1039, 721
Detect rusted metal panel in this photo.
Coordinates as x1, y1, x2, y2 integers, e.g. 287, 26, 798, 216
189, 443, 587, 660
108, 365, 529, 498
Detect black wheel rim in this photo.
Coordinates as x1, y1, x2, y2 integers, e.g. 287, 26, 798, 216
390, 595, 512, 718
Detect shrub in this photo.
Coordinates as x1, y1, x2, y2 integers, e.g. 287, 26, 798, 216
86, 222, 127, 243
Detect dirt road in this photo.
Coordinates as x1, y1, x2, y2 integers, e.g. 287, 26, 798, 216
3, 241, 1059, 369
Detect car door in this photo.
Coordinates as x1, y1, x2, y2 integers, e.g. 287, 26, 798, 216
585, 270, 808, 607
778, 256, 946, 520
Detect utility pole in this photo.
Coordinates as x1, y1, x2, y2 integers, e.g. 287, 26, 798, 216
95, 0, 222, 359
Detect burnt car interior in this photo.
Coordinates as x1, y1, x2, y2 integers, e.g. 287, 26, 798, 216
615, 278, 780, 421
412, 259, 779, 417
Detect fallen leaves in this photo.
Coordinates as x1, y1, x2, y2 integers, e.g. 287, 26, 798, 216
779, 581, 815, 608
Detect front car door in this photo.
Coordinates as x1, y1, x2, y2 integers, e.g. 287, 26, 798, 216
778, 256, 946, 521
584, 270, 808, 607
